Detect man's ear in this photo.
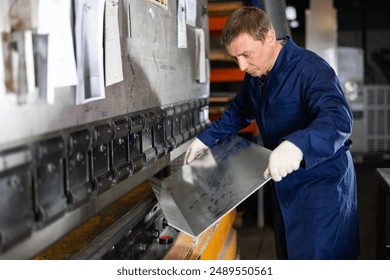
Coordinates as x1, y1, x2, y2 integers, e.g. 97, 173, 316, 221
266, 30, 276, 45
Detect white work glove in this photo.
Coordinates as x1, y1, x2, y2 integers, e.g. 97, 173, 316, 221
263, 140, 303, 182
184, 138, 209, 164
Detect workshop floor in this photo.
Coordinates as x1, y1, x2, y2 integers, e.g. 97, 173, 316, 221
236, 160, 390, 260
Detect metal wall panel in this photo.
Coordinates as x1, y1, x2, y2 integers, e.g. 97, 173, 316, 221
0, 0, 209, 149
305, 0, 338, 72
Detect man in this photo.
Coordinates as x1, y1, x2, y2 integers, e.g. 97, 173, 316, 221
184, 6, 360, 259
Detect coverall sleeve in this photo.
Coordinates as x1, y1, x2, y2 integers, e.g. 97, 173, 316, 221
284, 66, 353, 170
197, 75, 255, 148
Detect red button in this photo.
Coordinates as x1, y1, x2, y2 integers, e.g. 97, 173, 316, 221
159, 235, 173, 244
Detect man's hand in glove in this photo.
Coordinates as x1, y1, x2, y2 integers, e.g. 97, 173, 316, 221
263, 140, 303, 182
184, 138, 209, 164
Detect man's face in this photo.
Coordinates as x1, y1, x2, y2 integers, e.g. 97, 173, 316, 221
226, 32, 275, 77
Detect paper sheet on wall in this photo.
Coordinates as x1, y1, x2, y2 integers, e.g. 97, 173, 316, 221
32, 33, 48, 102
0, 32, 5, 100
185, 0, 197, 27
0, 39, 4, 99
0, 0, 9, 99
2, 0, 35, 104
104, 0, 123, 87
195, 28, 206, 83
36, 0, 78, 105
177, 0, 187, 48
11, 30, 35, 105
75, 0, 106, 105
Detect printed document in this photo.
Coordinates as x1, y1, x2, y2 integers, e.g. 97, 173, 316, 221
37, 0, 78, 104
104, 0, 123, 86
75, 0, 105, 105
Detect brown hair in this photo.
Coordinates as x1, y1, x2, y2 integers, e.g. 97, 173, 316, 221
220, 6, 274, 48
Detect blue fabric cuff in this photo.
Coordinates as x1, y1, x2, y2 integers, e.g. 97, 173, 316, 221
197, 129, 220, 148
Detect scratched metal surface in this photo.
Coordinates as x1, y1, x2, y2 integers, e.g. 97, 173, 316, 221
151, 135, 271, 238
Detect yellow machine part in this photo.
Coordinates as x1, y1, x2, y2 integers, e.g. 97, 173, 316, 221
164, 209, 237, 260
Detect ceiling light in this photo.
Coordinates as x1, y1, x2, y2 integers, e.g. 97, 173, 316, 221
285, 6, 297, 21
289, 20, 300, 28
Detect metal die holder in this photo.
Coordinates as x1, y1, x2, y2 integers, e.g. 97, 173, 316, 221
142, 111, 157, 166
199, 98, 210, 130
153, 109, 167, 159
35, 136, 68, 227
67, 129, 93, 209
91, 124, 114, 195
0, 147, 34, 253
181, 103, 190, 142
101, 202, 166, 260
172, 105, 184, 147
112, 118, 131, 185
187, 101, 197, 138
129, 115, 145, 175
164, 107, 176, 152
192, 99, 202, 134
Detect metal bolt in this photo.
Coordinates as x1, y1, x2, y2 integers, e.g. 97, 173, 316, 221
136, 243, 147, 252
76, 152, 83, 161
151, 229, 160, 238
47, 163, 56, 173
7, 175, 21, 189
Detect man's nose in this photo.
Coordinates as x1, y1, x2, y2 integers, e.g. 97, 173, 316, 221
237, 58, 247, 72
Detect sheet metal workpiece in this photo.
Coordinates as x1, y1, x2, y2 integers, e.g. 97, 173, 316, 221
151, 135, 271, 238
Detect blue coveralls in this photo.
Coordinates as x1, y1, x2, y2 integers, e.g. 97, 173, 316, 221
198, 37, 360, 259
